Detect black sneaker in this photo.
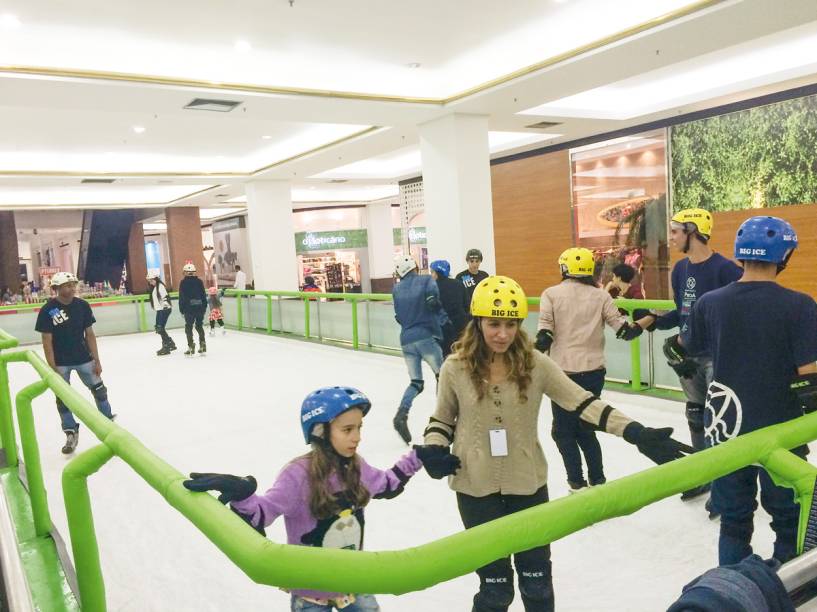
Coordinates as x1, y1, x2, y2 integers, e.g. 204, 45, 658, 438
568, 480, 588, 494
393, 412, 411, 445
681, 483, 710, 501
62, 430, 79, 454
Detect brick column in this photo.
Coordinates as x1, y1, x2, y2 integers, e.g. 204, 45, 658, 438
126, 221, 148, 294
0, 212, 20, 294
165, 207, 203, 290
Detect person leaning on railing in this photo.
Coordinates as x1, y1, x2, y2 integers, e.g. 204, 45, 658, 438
416, 275, 693, 612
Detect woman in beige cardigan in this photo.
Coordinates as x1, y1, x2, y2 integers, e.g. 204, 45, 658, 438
418, 276, 692, 612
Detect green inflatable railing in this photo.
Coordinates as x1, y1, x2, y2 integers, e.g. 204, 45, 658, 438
3, 319, 817, 610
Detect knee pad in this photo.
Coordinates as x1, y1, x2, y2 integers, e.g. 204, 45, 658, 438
91, 382, 108, 402
476, 577, 514, 609
686, 402, 705, 433
154, 325, 165, 334
518, 570, 554, 603
410, 379, 425, 394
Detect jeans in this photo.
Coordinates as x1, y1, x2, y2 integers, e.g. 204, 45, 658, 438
712, 446, 806, 566
155, 308, 172, 345
398, 337, 443, 412
457, 486, 553, 612
679, 356, 714, 451
550, 369, 606, 486
55, 361, 114, 432
290, 594, 379, 611
183, 308, 206, 346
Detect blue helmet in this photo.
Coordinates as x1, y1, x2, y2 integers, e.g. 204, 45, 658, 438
734, 216, 798, 266
300, 386, 371, 444
430, 260, 451, 277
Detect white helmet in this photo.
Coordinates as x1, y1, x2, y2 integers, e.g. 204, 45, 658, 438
50, 272, 79, 287
182, 262, 196, 274
394, 255, 417, 278
146, 272, 160, 281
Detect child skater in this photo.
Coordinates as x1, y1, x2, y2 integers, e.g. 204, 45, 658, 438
183, 386, 459, 611
207, 286, 225, 336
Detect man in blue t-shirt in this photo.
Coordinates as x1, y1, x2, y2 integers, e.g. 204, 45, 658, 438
636, 208, 742, 505
668, 216, 817, 565
392, 255, 445, 445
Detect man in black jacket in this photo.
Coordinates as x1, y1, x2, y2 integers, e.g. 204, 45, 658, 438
430, 260, 469, 358
455, 248, 490, 307
178, 262, 207, 355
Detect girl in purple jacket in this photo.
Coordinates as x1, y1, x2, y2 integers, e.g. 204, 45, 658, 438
184, 386, 459, 611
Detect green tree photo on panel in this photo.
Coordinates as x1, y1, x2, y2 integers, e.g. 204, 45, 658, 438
671, 93, 817, 213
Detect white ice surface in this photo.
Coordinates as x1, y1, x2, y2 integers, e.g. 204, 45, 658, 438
4, 331, 797, 611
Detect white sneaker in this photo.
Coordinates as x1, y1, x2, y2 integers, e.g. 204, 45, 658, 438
221, 328, 226, 336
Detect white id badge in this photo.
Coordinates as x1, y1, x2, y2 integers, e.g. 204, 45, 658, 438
489, 429, 509, 457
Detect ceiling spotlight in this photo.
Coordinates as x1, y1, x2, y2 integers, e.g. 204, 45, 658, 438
0, 14, 21, 28
132, 126, 146, 134
261, 135, 273, 140
234, 39, 251, 53
406, 62, 421, 69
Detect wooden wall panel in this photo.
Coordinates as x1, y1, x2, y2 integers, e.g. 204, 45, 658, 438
669, 203, 817, 298
491, 150, 573, 297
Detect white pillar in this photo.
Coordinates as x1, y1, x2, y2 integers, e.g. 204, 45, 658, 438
366, 201, 395, 291
419, 113, 495, 275
245, 180, 298, 291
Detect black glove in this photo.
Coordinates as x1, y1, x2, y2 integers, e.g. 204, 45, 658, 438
623, 422, 695, 465
792, 373, 817, 413
662, 334, 698, 379
535, 329, 554, 353
413, 445, 461, 479
616, 322, 643, 341
219, 288, 226, 298
183, 472, 257, 504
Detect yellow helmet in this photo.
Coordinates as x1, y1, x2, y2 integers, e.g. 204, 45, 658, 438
558, 247, 595, 277
671, 208, 713, 239
470, 276, 528, 319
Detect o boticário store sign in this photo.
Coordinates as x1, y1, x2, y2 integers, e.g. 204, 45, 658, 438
294, 228, 427, 253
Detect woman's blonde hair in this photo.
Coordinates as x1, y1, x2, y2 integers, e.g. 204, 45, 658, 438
299, 433, 371, 520
452, 318, 535, 401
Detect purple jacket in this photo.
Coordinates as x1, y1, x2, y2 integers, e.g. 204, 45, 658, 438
231, 450, 422, 599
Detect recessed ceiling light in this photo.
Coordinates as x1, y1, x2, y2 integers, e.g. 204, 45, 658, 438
261, 135, 273, 140
406, 62, 421, 69
0, 14, 21, 28
132, 126, 146, 134
234, 40, 252, 53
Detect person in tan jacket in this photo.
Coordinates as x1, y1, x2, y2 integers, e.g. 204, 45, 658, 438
418, 275, 691, 612
535, 248, 643, 493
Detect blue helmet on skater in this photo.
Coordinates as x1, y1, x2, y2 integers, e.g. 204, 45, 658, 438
430, 260, 451, 278
734, 216, 798, 269
300, 386, 371, 444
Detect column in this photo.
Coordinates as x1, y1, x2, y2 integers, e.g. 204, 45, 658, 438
0, 212, 20, 294
165, 207, 203, 290
419, 113, 496, 274
245, 180, 298, 291
366, 201, 395, 293
126, 221, 148, 294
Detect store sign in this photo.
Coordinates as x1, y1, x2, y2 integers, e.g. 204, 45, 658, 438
392, 226, 427, 245
295, 229, 368, 253
212, 216, 245, 233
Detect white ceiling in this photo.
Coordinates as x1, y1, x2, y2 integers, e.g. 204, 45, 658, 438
1, 0, 816, 210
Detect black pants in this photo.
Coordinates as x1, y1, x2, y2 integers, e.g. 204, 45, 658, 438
457, 486, 553, 612
439, 322, 464, 359
154, 308, 173, 346
184, 308, 206, 346
209, 318, 224, 329
551, 369, 606, 486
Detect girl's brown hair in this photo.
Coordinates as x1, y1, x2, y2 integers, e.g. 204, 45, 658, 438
301, 426, 371, 519
452, 318, 535, 401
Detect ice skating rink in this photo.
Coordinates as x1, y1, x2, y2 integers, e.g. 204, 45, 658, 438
5, 330, 796, 611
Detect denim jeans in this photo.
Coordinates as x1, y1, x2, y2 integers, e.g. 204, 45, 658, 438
679, 356, 714, 451
398, 337, 443, 412
290, 594, 380, 611
155, 308, 172, 344
54, 361, 114, 431
712, 446, 806, 566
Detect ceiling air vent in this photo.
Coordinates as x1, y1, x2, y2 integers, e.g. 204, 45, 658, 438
525, 121, 562, 129
215, 193, 230, 198
81, 178, 116, 184
328, 179, 348, 184
183, 98, 242, 112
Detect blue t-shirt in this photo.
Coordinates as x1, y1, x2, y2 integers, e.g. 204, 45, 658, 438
657, 253, 743, 341
392, 273, 443, 345
682, 281, 817, 446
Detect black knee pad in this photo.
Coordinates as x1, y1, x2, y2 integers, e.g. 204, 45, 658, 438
518, 570, 554, 604
411, 379, 425, 394
154, 324, 165, 334
475, 578, 514, 610
91, 382, 108, 402
686, 402, 705, 433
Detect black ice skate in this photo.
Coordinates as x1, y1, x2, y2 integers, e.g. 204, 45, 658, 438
157, 345, 172, 356
198, 342, 207, 355
184, 344, 196, 356
393, 411, 411, 445
62, 430, 79, 455
680, 483, 710, 501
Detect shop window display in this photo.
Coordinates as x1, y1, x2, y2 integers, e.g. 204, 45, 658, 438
570, 129, 670, 299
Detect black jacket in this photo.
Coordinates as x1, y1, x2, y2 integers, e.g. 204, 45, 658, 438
179, 276, 207, 314
436, 276, 469, 333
